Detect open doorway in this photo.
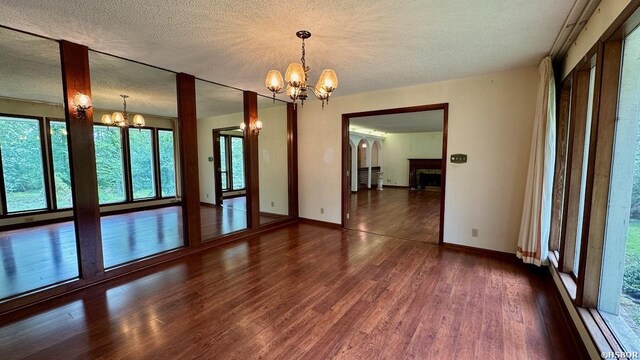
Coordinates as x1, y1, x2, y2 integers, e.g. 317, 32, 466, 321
342, 104, 448, 244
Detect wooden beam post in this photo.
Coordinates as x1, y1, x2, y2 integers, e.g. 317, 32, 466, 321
176, 73, 202, 246
244, 91, 260, 229
59, 40, 104, 278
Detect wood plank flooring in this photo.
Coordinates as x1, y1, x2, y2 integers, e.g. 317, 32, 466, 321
0, 223, 579, 359
349, 187, 440, 243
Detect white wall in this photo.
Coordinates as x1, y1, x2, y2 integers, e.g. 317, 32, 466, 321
197, 112, 243, 204
383, 132, 443, 187
257, 103, 289, 216
298, 67, 538, 253
563, 0, 633, 77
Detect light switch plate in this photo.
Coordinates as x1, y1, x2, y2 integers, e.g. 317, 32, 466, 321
451, 154, 468, 163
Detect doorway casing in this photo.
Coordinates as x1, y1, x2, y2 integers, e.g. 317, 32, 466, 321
341, 103, 449, 244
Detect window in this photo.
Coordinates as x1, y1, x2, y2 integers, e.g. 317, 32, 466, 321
218, 134, 245, 192
49, 121, 72, 209
0, 116, 47, 213
573, 65, 596, 277
94, 125, 126, 204
599, 24, 640, 351
128, 128, 156, 200
220, 135, 228, 191
556, 57, 597, 281
158, 129, 176, 197
230, 136, 245, 190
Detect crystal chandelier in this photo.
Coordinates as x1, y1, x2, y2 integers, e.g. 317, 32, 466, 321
265, 30, 338, 109
100, 94, 145, 128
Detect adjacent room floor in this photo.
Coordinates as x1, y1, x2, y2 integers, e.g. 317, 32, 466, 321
0, 223, 579, 359
349, 187, 440, 243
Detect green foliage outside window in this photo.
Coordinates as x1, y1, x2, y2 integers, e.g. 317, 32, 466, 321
0, 117, 47, 212
158, 130, 176, 197
93, 126, 126, 204
129, 128, 155, 199
50, 122, 72, 209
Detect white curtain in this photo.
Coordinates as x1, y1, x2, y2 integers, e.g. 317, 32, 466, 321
517, 56, 556, 266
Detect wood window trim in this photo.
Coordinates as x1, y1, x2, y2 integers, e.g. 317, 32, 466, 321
549, 0, 640, 355
549, 79, 573, 253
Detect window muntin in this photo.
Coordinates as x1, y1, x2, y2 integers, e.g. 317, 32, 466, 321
94, 125, 126, 204
0, 116, 47, 213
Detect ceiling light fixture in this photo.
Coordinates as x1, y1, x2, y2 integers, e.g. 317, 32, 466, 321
101, 94, 145, 128
265, 30, 338, 109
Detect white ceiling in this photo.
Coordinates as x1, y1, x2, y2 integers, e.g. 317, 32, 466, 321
0, 0, 574, 101
351, 110, 444, 133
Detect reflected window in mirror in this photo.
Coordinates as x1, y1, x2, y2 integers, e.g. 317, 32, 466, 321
195, 80, 247, 240
89, 51, 182, 268
0, 27, 80, 299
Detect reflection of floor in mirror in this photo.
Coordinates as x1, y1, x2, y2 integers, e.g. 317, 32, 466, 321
219, 196, 287, 226
201, 197, 248, 241
0, 206, 184, 300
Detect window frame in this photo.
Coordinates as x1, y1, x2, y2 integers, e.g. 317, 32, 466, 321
127, 126, 158, 201
0, 117, 178, 218
219, 133, 246, 193
0, 114, 54, 216
550, 1, 640, 353
156, 128, 177, 199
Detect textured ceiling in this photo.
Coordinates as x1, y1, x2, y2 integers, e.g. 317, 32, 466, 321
351, 110, 444, 133
0, 0, 574, 101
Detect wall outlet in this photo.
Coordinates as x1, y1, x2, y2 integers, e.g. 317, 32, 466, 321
271, 201, 274, 207
472, 228, 479, 237
206, 193, 209, 198
320, 208, 324, 214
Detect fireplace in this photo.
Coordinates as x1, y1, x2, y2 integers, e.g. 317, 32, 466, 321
409, 158, 442, 190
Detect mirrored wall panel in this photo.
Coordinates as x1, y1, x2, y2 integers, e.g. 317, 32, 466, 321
89, 51, 182, 268
196, 80, 247, 240
0, 28, 80, 298
257, 96, 289, 224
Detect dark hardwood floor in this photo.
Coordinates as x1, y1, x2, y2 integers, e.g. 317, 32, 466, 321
0, 223, 579, 359
349, 187, 440, 243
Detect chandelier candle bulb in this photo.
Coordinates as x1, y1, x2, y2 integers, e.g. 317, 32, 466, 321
265, 70, 284, 91
132, 114, 145, 127
318, 69, 338, 92
101, 114, 114, 126
112, 112, 125, 124
285, 63, 305, 87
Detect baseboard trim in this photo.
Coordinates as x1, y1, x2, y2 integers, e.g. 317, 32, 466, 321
443, 243, 515, 261
383, 185, 409, 188
299, 218, 343, 229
